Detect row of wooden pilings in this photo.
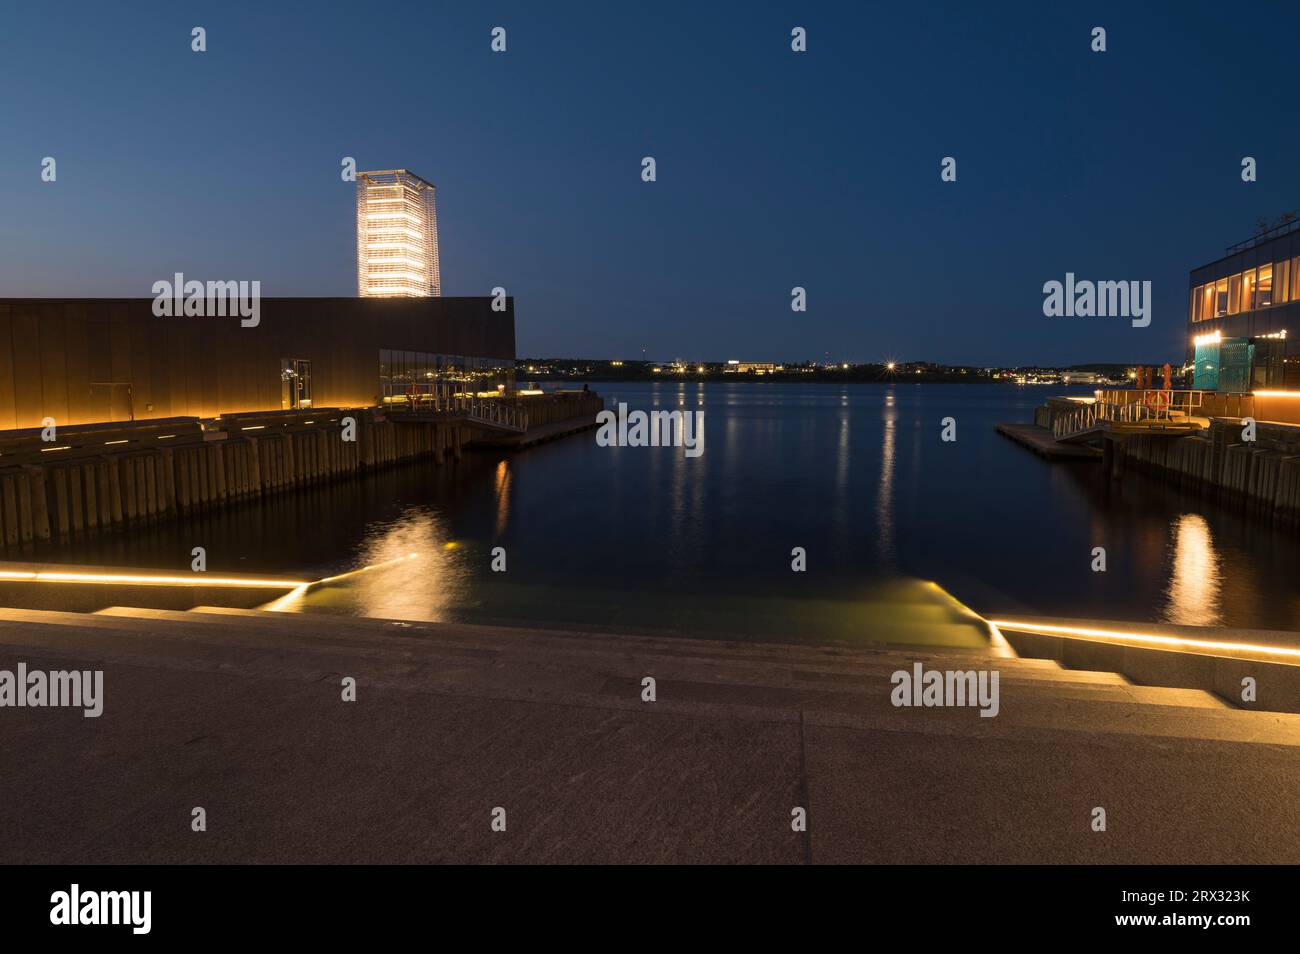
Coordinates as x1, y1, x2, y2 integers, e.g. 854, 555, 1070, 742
0, 409, 469, 548
1111, 418, 1300, 519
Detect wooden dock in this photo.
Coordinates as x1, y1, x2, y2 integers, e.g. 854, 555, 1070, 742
472, 416, 599, 450
995, 423, 1100, 460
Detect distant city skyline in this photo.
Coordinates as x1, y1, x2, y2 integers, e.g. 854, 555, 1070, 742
3, 1, 1299, 365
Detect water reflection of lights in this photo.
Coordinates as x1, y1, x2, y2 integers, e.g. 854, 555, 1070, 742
876, 390, 897, 568
493, 459, 512, 538
263, 553, 419, 612
351, 512, 467, 620
271, 511, 468, 621
1162, 513, 1222, 626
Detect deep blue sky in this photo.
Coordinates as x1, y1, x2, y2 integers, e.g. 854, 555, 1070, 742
2, 1, 1298, 365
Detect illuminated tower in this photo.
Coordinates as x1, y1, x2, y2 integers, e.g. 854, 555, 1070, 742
356, 169, 441, 297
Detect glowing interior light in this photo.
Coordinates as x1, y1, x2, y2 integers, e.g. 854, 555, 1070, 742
357, 170, 440, 298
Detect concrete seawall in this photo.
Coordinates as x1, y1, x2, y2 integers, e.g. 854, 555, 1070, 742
1115, 418, 1300, 519
1026, 396, 1300, 519
0, 392, 603, 549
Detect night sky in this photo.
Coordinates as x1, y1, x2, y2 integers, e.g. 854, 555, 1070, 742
2, 1, 1298, 366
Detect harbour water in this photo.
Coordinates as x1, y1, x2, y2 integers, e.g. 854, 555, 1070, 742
49, 382, 1300, 637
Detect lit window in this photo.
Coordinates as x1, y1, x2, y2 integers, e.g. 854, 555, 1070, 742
1256, 263, 1273, 308
1228, 272, 1243, 314
1215, 277, 1229, 316
1276, 259, 1290, 305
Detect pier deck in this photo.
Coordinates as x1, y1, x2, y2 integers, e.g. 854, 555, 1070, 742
995, 423, 1100, 460
471, 415, 600, 449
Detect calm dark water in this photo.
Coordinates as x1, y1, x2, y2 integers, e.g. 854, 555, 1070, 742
50, 382, 1300, 633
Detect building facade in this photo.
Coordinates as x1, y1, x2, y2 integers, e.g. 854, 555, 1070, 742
356, 170, 441, 298
0, 297, 514, 430
1187, 221, 1300, 391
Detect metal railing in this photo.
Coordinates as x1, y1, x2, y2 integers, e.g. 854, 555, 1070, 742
1052, 390, 1207, 440
386, 385, 528, 432
1097, 389, 1205, 417
1225, 216, 1300, 255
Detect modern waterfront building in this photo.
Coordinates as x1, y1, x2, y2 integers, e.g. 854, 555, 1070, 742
1187, 219, 1300, 391
0, 297, 514, 430
356, 170, 441, 298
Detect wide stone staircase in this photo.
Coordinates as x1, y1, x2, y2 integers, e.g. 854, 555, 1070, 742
0, 604, 1297, 864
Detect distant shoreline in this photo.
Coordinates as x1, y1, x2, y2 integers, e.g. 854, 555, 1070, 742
516, 360, 1146, 387
521, 370, 1130, 386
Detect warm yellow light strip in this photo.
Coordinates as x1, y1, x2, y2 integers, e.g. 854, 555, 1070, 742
0, 569, 305, 588
310, 553, 419, 587
1253, 390, 1300, 398
991, 619, 1300, 661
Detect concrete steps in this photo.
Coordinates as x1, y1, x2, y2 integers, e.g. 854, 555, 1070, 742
4, 603, 1300, 863
0, 604, 1268, 745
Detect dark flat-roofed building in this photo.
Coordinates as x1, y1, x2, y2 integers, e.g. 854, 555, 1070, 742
0, 296, 515, 430
1187, 220, 1300, 391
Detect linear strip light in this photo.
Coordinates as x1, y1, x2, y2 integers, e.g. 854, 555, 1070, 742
990, 618, 1300, 661
0, 570, 306, 588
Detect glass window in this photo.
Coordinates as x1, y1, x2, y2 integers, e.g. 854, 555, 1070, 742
1202, 283, 1215, 322
1241, 267, 1257, 311
1228, 273, 1242, 314
1190, 285, 1200, 322
1256, 264, 1273, 308
1293, 256, 1300, 301
1276, 260, 1290, 304
1215, 277, 1229, 316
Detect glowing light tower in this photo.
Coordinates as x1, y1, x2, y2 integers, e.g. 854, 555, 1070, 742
356, 169, 441, 297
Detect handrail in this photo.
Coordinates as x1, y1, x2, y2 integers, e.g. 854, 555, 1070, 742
1054, 389, 1206, 440
1225, 216, 1300, 255
385, 388, 528, 432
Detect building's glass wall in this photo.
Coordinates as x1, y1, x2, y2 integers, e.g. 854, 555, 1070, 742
1219, 338, 1255, 393
1193, 339, 1220, 390
1191, 254, 1300, 321
378, 349, 515, 405
1252, 336, 1286, 388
